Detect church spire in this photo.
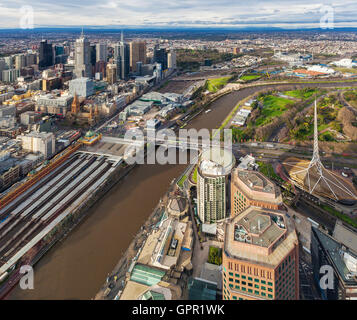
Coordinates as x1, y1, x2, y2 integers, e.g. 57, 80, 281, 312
71, 93, 80, 114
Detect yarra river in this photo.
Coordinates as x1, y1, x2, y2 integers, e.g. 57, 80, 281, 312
10, 81, 357, 299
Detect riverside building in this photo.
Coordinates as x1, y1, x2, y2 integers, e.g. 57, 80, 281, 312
197, 147, 235, 224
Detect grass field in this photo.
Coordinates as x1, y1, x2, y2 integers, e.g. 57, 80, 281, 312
283, 88, 319, 99
240, 74, 261, 81
255, 95, 294, 126
205, 76, 231, 93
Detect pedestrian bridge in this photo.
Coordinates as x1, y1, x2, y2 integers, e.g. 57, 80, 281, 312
101, 135, 221, 151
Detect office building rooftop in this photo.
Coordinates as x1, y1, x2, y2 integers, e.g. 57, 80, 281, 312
232, 168, 282, 204
225, 207, 298, 267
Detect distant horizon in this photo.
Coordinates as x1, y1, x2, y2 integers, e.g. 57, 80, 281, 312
1, 26, 357, 32
1, 1, 357, 30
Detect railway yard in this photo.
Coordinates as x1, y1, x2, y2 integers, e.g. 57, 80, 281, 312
0, 152, 121, 279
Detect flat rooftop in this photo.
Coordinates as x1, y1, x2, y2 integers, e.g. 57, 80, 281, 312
234, 208, 286, 248
238, 170, 274, 193
137, 218, 192, 270
225, 207, 298, 267
233, 168, 282, 204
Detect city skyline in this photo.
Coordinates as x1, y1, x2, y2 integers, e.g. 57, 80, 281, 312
0, 3, 357, 303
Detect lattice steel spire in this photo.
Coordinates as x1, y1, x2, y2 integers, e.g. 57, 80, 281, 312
290, 99, 357, 200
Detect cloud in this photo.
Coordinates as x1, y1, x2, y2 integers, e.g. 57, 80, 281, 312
0, 0, 356, 28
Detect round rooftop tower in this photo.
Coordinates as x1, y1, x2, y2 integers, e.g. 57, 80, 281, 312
197, 147, 235, 224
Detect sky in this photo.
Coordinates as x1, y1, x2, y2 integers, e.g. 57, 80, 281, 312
0, 0, 357, 29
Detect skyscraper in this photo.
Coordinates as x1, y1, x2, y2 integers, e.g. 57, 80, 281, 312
129, 41, 146, 72
74, 31, 92, 78
39, 40, 53, 69
96, 43, 107, 62
167, 50, 176, 69
153, 45, 168, 70
106, 63, 117, 84
114, 32, 130, 80
222, 207, 299, 300
15, 54, 26, 70
197, 147, 235, 224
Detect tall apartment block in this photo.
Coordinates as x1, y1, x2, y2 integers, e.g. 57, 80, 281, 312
197, 148, 235, 224
231, 168, 283, 217
222, 206, 299, 300
39, 40, 53, 69
96, 43, 107, 63
74, 32, 92, 78
129, 41, 146, 72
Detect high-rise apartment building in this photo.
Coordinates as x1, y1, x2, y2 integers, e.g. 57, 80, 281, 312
74, 32, 92, 78
153, 45, 168, 70
15, 54, 26, 70
90, 44, 96, 73
2, 69, 20, 83
167, 50, 177, 69
114, 40, 130, 80
223, 206, 299, 300
96, 43, 107, 62
113, 31, 130, 80
4, 56, 13, 69
197, 148, 235, 224
106, 64, 117, 84
129, 41, 146, 72
26, 53, 37, 66
39, 40, 53, 69
231, 168, 283, 217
